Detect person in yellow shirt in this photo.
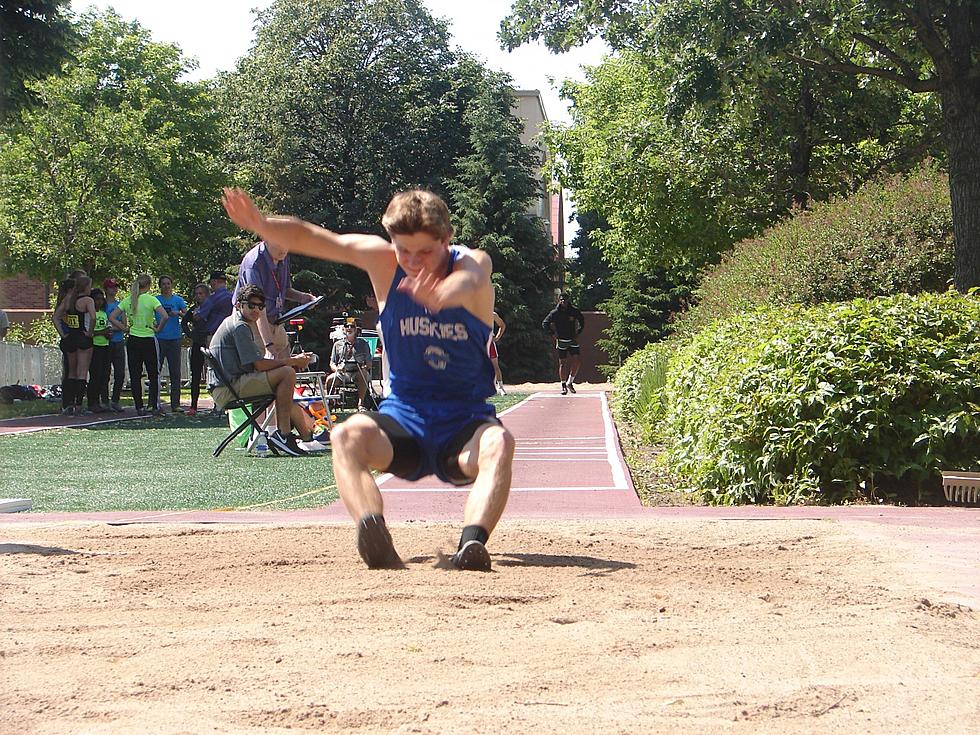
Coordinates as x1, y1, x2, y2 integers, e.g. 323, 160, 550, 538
108, 274, 169, 416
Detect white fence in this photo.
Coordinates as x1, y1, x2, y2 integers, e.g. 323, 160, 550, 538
0, 341, 191, 388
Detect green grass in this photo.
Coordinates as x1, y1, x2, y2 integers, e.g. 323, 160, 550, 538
1, 393, 529, 513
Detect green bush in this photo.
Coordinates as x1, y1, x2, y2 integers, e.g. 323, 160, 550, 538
677, 162, 953, 336
661, 292, 980, 505
611, 341, 674, 439
6, 317, 59, 346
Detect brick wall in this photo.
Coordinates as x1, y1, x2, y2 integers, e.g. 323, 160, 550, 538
0, 273, 50, 310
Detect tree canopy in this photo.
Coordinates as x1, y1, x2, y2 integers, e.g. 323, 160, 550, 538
0, 10, 233, 288
504, 0, 980, 288
0, 0, 75, 118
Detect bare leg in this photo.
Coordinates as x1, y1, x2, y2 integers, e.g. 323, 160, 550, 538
457, 424, 516, 534
264, 366, 296, 434
289, 402, 313, 440
330, 414, 395, 521
568, 354, 581, 383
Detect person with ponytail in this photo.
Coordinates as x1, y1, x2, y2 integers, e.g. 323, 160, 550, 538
52, 275, 96, 415
108, 274, 169, 416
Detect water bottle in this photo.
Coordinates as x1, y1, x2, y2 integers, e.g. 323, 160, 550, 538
255, 433, 270, 458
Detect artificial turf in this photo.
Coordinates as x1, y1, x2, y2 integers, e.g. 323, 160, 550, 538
1, 393, 528, 513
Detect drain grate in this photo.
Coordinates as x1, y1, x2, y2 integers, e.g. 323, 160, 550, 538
940, 472, 980, 505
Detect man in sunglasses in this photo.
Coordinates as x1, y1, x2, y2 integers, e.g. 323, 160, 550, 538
326, 320, 373, 410
208, 285, 320, 456
222, 187, 515, 571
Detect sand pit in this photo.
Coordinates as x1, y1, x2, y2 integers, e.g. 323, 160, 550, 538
3, 518, 978, 734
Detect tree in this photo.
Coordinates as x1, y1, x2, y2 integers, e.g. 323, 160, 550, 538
0, 0, 75, 118
0, 11, 234, 287
563, 210, 612, 311
598, 264, 693, 367
218, 0, 481, 316
447, 80, 560, 381
503, 0, 980, 289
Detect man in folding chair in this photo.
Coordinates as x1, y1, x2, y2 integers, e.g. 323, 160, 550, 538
209, 284, 321, 457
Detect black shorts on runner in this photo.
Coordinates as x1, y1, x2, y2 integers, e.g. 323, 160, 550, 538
556, 338, 580, 356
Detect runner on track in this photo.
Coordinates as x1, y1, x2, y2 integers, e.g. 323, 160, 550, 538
542, 293, 585, 395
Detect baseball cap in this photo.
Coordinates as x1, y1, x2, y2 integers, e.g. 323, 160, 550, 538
209, 270, 228, 281
102, 278, 119, 288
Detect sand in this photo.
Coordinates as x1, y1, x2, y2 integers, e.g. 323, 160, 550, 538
3, 518, 978, 734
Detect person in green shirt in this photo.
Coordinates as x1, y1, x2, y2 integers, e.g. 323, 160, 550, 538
86, 288, 112, 412
108, 274, 169, 416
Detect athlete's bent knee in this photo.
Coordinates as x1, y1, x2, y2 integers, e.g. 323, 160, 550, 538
478, 426, 515, 471
331, 415, 384, 461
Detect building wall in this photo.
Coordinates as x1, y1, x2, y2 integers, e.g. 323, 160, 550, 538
0, 273, 51, 327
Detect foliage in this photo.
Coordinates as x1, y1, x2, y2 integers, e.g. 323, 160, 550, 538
598, 264, 693, 369
447, 80, 558, 381
502, 0, 980, 288
660, 293, 980, 505
563, 210, 611, 311
610, 340, 673, 435
0, 0, 75, 117
5, 315, 58, 346
218, 0, 476, 310
0, 10, 235, 289
677, 163, 954, 336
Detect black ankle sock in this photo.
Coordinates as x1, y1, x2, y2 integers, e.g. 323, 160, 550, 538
458, 525, 489, 550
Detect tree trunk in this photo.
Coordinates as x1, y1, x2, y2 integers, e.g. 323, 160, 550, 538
942, 4, 980, 291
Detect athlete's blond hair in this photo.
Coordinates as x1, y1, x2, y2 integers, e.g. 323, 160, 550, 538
382, 189, 454, 241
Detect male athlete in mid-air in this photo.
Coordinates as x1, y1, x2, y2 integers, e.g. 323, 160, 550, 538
222, 187, 515, 571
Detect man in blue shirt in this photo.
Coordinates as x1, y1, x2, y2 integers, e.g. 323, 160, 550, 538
102, 278, 127, 412
195, 271, 234, 343
234, 240, 315, 360
155, 275, 188, 413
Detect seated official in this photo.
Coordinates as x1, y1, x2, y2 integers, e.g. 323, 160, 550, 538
325, 322, 372, 409
209, 285, 320, 456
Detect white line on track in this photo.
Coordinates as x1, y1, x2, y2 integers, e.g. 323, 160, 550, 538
600, 391, 629, 489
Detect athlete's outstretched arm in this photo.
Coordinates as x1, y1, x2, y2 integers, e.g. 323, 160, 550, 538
396, 248, 492, 315
221, 187, 387, 268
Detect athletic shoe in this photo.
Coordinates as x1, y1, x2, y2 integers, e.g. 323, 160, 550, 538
297, 439, 329, 453
268, 429, 307, 457
135, 407, 147, 416
110, 402, 123, 413
91, 405, 108, 414
567, 382, 576, 394
61, 406, 75, 416
561, 382, 568, 395
451, 540, 492, 572
186, 408, 197, 416
171, 406, 184, 413
153, 407, 168, 417
356, 515, 403, 569
496, 381, 507, 396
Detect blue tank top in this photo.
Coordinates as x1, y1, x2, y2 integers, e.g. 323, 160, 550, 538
379, 245, 495, 403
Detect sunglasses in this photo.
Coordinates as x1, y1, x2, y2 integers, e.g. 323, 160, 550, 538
242, 301, 266, 311
344, 325, 356, 331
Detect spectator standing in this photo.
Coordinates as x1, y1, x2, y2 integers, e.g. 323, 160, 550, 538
0, 308, 9, 340
542, 293, 586, 395
102, 279, 127, 412
182, 282, 210, 416
53, 275, 96, 415
109, 274, 168, 416
196, 271, 233, 344
234, 240, 314, 359
155, 275, 188, 413
87, 288, 112, 412
490, 311, 507, 395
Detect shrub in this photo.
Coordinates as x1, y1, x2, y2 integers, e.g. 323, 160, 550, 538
661, 292, 980, 505
676, 162, 953, 336
611, 341, 675, 440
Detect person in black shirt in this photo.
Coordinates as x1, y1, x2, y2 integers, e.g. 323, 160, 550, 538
182, 283, 211, 416
541, 293, 586, 395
